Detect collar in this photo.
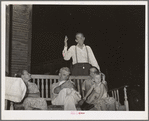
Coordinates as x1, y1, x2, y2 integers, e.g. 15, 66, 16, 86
76, 44, 85, 48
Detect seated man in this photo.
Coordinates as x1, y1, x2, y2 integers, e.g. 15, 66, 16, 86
82, 66, 107, 96
82, 72, 116, 111
51, 67, 81, 110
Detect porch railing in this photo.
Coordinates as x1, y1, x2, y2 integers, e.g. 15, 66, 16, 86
31, 75, 89, 101
6, 75, 129, 111
108, 85, 129, 111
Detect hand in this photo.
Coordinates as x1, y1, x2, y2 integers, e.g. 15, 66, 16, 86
83, 97, 86, 100
102, 80, 107, 85
61, 81, 73, 89
64, 36, 68, 43
92, 84, 95, 88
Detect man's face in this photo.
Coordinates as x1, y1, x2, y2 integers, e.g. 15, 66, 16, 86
94, 74, 101, 83
76, 33, 85, 45
22, 70, 31, 81
59, 70, 70, 81
89, 68, 97, 78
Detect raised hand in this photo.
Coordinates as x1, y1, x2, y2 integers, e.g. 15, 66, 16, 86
64, 36, 68, 47
64, 36, 68, 42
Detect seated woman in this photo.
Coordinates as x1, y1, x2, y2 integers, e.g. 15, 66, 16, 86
83, 73, 116, 111
21, 70, 47, 110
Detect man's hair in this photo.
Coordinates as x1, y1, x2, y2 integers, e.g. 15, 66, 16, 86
59, 67, 71, 74
75, 32, 84, 39
90, 66, 100, 75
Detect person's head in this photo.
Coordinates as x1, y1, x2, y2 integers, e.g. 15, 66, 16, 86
89, 66, 100, 78
21, 70, 31, 83
59, 67, 70, 81
75, 33, 85, 45
94, 73, 102, 84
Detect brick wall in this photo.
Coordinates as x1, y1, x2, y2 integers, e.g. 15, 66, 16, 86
10, 5, 32, 76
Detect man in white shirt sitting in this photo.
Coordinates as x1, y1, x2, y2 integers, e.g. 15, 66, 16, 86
51, 67, 94, 110
51, 67, 81, 110
62, 33, 100, 75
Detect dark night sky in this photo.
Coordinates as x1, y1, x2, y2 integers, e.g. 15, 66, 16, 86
31, 5, 145, 89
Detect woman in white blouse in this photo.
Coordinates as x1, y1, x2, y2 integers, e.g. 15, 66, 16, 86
62, 33, 100, 75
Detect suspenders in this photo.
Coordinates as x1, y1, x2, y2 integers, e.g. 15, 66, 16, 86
75, 46, 89, 63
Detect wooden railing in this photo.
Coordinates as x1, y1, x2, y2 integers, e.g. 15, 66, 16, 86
6, 75, 129, 111
31, 75, 89, 101
108, 85, 129, 111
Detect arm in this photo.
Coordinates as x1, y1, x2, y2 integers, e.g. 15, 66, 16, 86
102, 74, 108, 91
96, 84, 105, 99
86, 91, 99, 104
69, 80, 77, 91
54, 85, 62, 94
62, 36, 73, 60
62, 46, 73, 60
87, 46, 100, 71
83, 85, 94, 100
26, 92, 40, 98
102, 81, 108, 92
53, 81, 74, 94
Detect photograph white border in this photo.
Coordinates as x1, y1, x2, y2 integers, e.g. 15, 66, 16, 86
1, 1, 148, 120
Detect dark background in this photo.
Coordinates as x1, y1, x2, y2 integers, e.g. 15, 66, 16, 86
31, 5, 145, 89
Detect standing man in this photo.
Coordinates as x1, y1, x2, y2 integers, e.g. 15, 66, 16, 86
62, 33, 100, 75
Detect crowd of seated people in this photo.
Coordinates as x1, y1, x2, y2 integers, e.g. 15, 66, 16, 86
13, 66, 116, 111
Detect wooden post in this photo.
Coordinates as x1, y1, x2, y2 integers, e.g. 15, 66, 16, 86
50, 79, 52, 100
37, 79, 40, 89
114, 90, 117, 101
112, 91, 114, 98
10, 101, 14, 110
117, 90, 120, 103
46, 79, 48, 99
77, 79, 81, 94
42, 79, 44, 98
124, 86, 129, 111
5, 99, 8, 110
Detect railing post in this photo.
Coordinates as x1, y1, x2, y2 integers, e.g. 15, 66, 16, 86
10, 101, 14, 110
5, 99, 8, 110
117, 90, 120, 103
112, 91, 114, 98
124, 86, 129, 111
42, 79, 44, 98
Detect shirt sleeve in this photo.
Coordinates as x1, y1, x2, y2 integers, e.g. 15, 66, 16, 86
87, 46, 100, 71
62, 46, 73, 60
52, 83, 59, 95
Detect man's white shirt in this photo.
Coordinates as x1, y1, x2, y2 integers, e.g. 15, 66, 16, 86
62, 44, 100, 70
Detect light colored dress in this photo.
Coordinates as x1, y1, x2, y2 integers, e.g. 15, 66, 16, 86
23, 81, 47, 110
